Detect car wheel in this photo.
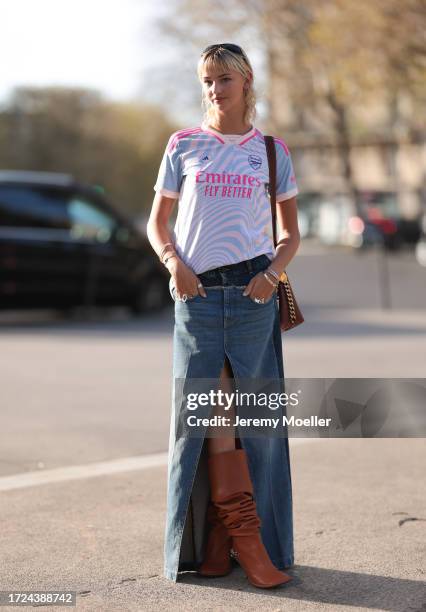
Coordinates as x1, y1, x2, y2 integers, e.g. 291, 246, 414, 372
130, 275, 167, 315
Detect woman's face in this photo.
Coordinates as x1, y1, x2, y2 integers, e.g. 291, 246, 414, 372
201, 64, 249, 114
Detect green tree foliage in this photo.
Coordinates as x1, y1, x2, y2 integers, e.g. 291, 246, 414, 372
0, 86, 178, 216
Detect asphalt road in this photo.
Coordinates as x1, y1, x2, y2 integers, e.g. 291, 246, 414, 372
0, 244, 425, 611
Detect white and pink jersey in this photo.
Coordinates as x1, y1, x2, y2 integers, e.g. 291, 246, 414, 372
153, 121, 298, 274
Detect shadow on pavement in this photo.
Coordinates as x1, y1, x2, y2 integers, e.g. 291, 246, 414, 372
178, 564, 424, 611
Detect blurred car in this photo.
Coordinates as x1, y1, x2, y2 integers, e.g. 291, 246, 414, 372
316, 190, 421, 251
356, 191, 421, 250
347, 204, 400, 251
0, 170, 170, 315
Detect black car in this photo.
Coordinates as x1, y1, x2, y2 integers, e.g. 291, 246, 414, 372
0, 171, 169, 315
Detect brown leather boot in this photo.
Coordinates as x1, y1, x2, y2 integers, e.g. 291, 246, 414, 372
197, 501, 232, 577
208, 448, 293, 589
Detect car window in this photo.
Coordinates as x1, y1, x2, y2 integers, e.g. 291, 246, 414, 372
0, 185, 70, 229
67, 196, 118, 242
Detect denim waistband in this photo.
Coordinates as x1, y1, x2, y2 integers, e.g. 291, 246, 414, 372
197, 254, 271, 286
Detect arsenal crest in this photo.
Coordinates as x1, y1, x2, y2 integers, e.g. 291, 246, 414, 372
248, 154, 262, 170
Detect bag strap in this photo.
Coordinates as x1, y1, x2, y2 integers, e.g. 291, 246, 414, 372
264, 135, 278, 246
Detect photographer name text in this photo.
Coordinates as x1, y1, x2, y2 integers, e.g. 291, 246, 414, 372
186, 415, 332, 428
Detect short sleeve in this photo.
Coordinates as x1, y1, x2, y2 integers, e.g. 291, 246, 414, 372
274, 138, 299, 202
153, 133, 183, 198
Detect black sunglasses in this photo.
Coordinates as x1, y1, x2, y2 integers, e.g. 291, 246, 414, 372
202, 43, 245, 57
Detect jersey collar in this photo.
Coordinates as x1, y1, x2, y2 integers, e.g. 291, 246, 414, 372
201, 121, 257, 146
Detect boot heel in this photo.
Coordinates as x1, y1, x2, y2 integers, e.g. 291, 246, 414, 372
231, 540, 293, 588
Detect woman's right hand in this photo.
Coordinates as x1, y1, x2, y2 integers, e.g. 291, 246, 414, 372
167, 257, 207, 299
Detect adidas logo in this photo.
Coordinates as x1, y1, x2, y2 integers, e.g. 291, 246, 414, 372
201, 155, 209, 161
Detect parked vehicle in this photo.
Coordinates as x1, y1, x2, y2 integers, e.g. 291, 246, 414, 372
348, 202, 400, 251
356, 191, 421, 250
0, 171, 169, 315
315, 190, 421, 251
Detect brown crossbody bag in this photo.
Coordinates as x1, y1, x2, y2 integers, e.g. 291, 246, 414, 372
264, 135, 304, 332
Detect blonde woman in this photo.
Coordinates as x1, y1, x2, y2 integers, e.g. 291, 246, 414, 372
147, 43, 300, 589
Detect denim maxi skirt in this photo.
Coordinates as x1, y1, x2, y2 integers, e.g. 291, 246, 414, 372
164, 254, 294, 581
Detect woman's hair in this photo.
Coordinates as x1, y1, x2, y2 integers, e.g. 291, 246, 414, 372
197, 45, 257, 126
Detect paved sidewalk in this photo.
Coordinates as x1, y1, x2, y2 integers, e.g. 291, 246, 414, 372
1, 264, 425, 611
1, 438, 424, 611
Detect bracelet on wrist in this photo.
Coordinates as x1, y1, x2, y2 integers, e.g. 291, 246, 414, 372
160, 243, 175, 263
263, 272, 278, 288
266, 267, 280, 281
264, 269, 279, 285
266, 267, 288, 283
164, 253, 178, 267
163, 251, 176, 265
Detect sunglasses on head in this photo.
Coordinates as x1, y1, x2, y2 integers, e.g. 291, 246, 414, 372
202, 43, 245, 57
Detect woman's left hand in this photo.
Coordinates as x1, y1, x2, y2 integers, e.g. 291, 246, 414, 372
242, 271, 277, 303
